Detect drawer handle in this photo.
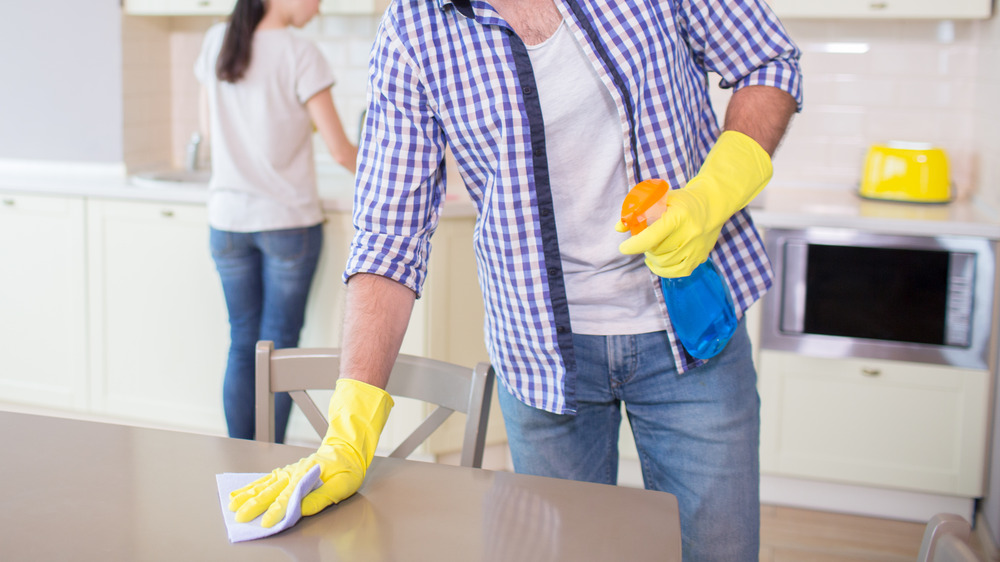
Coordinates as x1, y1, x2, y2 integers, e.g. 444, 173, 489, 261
869, 1, 889, 9
2, 198, 14, 206
161, 209, 175, 218
198, 0, 210, 5
861, 368, 882, 377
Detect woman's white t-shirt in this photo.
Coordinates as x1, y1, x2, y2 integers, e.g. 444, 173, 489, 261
194, 23, 334, 232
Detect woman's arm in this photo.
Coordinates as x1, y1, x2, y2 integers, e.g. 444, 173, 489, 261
306, 88, 359, 173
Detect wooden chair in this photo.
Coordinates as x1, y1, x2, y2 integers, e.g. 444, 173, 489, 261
917, 513, 982, 562
254, 341, 495, 467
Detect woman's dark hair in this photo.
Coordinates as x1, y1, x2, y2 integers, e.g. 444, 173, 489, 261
216, 0, 266, 83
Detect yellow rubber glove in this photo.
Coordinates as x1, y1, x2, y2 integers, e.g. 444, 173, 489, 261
228, 378, 394, 528
618, 130, 772, 278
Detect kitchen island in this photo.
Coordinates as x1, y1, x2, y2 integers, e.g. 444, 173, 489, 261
0, 410, 681, 562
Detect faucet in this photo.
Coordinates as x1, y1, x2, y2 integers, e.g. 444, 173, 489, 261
185, 132, 203, 171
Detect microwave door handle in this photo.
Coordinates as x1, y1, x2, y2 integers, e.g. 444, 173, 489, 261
781, 242, 809, 334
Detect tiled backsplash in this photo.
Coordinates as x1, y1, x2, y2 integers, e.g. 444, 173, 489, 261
123, 12, 1000, 202
121, 16, 173, 172
765, 18, 995, 201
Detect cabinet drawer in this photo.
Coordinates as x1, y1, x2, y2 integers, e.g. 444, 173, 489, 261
759, 350, 990, 496
124, 0, 235, 15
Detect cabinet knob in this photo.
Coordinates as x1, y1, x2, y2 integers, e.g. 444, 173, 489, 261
861, 367, 882, 377
869, 1, 889, 9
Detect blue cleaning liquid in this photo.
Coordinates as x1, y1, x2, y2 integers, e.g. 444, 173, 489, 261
660, 259, 737, 360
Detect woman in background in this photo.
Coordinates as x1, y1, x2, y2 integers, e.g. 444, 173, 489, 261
194, 0, 356, 442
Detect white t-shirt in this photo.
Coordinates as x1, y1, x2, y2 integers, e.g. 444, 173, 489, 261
528, 21, 666, 336
194, 23, 334, 232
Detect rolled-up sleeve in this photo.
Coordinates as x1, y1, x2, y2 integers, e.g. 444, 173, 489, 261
343, 17, 448, 298
681, 0, 804, 110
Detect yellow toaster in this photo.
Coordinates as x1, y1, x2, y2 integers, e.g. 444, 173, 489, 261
859, 142, 951, 203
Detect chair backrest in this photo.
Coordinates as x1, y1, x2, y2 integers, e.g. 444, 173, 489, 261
917, 513, 982, 562
254, 340, 495, 468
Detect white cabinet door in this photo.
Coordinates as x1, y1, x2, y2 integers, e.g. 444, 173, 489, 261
296, 211, 352, 349
759, 350, 990, 497
765, 0, 991, 19
0, 193, 88, 411
320, 0, 390, 15
87, 199, 229, 434
124, 0, 235, 16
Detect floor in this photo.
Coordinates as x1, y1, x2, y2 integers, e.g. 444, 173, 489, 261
760, 505, 997, 561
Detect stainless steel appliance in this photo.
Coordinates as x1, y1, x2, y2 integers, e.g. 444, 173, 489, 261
761, 227, 996, 370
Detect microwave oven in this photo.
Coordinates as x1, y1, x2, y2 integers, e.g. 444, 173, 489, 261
760, 228, 996, 370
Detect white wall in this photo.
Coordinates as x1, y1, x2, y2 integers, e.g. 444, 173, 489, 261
763, 19, 987, 199
143, 15, 378, 172
0, 3, 124, 164
140, 13, 998, 204
1, 9, 995, 193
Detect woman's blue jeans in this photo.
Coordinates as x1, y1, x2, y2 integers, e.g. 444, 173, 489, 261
210, 224, 323, 443
498, 319, 760, 562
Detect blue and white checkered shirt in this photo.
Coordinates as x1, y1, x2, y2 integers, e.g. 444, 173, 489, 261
346, 0, 803, 414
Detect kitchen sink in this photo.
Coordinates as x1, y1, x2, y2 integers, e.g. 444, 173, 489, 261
131, 169, 211, 189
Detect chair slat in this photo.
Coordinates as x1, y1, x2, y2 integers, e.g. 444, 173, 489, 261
254, 341, 495, 468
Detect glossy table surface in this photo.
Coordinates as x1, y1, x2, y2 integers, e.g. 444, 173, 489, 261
0, 411, 681, 561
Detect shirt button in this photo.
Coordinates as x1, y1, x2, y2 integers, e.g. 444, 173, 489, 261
539, 207, 551, 216
533, 148, 544, 157
547, 267, 560, 277
556, 325, 569, 334
522, 86, 534, 96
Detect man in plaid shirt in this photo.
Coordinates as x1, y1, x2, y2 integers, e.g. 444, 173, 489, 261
230, 1, 801, 559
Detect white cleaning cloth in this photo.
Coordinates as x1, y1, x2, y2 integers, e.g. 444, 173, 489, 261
216, 464, 322, 543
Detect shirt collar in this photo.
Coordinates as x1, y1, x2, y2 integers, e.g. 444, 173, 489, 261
437, 0, 475, 18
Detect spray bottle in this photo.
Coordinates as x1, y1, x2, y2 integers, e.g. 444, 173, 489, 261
620, 179, 737, 359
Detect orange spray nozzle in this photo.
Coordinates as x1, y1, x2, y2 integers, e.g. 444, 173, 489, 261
620, 179, 670, 235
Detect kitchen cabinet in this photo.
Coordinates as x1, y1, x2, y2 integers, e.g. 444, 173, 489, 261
0, 193, 88, 411
124, 0, 235, 16
86, 198, 230, 433
125, 0, 389, 16
764, 0, 992, 19
320, 0, 391, 15
0, 188, 492, 454
759, 349, 990, 497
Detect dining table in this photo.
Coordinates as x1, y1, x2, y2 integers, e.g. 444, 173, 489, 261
0, 410, 682, 561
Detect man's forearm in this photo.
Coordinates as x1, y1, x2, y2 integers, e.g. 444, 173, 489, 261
723, 85, 797, 156
338, 272, 416, 388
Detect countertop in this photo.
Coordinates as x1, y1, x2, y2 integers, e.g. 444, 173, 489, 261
750, 185, 1000, 239
0, 160, 477, 218
3, 161, 999, 238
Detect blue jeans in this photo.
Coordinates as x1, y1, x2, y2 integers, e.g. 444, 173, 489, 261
210, 224, 323, 442
498, 319, 760, 562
